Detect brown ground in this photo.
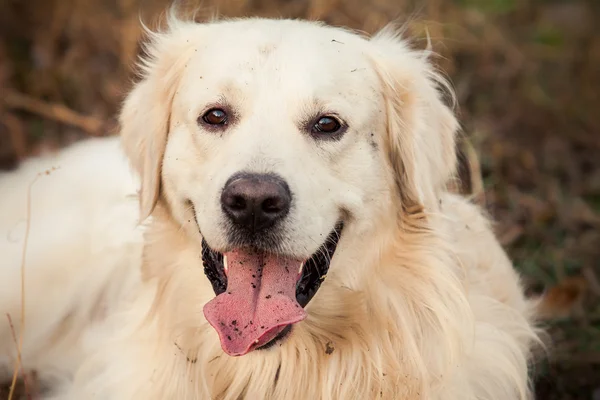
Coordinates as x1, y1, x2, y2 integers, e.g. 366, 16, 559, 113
1, 0, 599, 399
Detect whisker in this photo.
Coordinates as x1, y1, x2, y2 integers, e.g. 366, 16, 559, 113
176, 204, 197, 234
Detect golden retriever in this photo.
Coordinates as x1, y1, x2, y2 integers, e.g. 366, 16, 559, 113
0, 14, 541, 400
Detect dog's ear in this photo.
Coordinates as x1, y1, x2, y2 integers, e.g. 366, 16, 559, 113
120, 20, 195, 220
368, 26, 459, 212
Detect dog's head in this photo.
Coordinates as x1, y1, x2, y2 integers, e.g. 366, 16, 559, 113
120, 17, 458, 356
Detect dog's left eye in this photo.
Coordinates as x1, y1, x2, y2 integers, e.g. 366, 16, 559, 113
201, 108, 228, 126
312, 116, 341, 135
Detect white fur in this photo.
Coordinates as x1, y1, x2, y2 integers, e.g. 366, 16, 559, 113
0, 16, 541, 399
0, 138, 143, 386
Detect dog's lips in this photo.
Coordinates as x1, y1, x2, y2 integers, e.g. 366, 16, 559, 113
201, 222, 343, 355
202, 249, 307, 356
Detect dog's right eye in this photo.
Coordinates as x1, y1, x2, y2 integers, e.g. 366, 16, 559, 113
313, 116, 341, 134
308, 115, 345, 140
201, 108, 228, 126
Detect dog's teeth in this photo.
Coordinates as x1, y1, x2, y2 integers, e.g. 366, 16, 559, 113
223, 255, 228, 275
298, 263, 304, 274
255, 339, 259, 344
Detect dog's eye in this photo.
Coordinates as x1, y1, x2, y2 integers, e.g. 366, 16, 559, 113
201, 108, 228, 126
312, 116, 341, 135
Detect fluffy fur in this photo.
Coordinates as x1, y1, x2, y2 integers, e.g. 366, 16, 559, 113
0, 15, 541, 399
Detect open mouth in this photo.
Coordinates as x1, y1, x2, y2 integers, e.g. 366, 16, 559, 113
201, 222, 343, 356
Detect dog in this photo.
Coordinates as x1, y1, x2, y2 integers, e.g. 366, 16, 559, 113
0, 14, 541, 399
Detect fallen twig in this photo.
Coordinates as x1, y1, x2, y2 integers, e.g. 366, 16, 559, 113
2, 112, 28, 160
2, 89, 104, 136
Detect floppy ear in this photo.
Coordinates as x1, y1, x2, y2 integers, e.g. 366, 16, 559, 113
120, 19, 196, 220
368, 26, 459, 212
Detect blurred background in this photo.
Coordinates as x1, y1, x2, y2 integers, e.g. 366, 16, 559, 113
0, 0, 598, 398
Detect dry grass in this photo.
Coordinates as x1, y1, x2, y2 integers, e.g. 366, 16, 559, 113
1, 168, 57, 400
0, 0, 599, 398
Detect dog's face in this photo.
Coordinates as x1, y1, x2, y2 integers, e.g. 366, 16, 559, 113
163, 20, 388, 257
120, 18, 458, 356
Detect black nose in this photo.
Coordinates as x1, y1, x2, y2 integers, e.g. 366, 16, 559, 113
221, 173, 291, 232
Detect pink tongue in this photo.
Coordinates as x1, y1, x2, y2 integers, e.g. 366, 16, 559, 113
203, 249, 306, 356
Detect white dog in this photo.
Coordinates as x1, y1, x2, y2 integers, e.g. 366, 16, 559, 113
0, 15, 541, 399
